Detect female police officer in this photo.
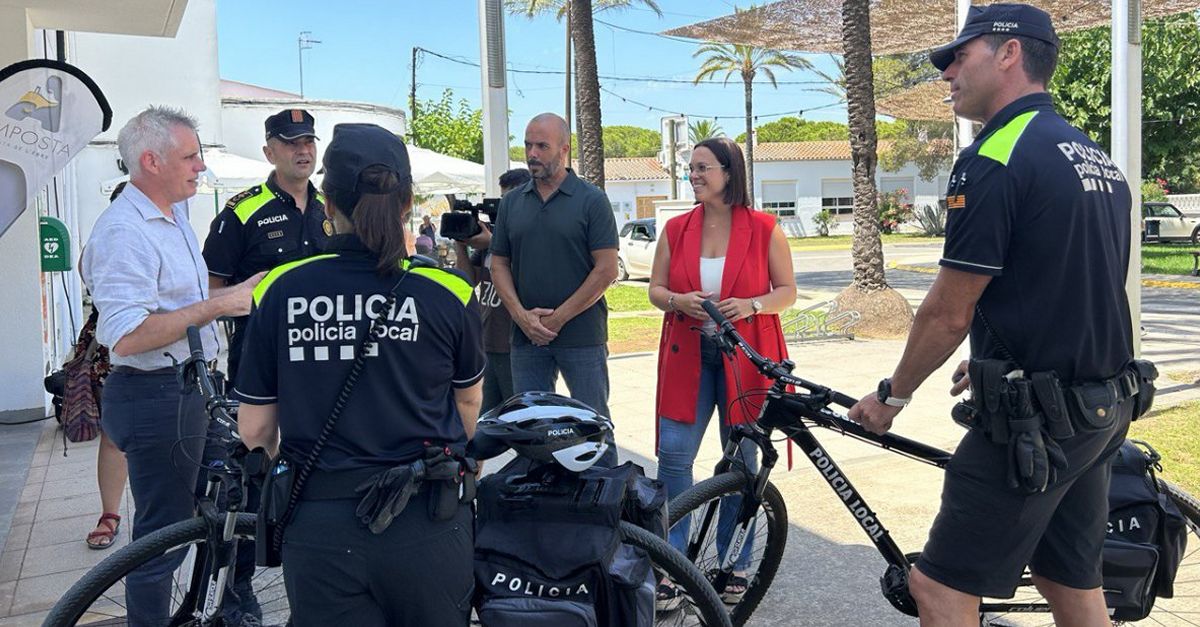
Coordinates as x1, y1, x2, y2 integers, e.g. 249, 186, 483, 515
234, 123, 485, 626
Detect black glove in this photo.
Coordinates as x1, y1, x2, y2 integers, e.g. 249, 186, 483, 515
355, 463, 423, 534
1006, 419, 1068, 494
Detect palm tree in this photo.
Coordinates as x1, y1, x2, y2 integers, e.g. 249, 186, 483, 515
692, 42, 811, 203
506, 0, 663, 189
688, 119, 724, 146
841, 0, 885, 292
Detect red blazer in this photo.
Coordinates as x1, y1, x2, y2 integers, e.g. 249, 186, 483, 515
655, 204, 790, 427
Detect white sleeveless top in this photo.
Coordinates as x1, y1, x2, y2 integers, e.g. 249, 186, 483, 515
699, 256, 725, 331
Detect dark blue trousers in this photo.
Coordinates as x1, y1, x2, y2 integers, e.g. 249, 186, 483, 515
102, 370, 206, 626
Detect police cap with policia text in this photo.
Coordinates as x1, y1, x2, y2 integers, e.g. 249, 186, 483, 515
265, 108, 318, 141
929, 3, 1060, 71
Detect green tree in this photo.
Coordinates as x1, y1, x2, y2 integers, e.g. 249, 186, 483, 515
409, 89, 483, 163
604, 125, 661, 157
736, 117, 845, 142
688, 119, 724, 145
507, 0, 663, 189
1051, 14, 1200, 193
692, 36, 812, 198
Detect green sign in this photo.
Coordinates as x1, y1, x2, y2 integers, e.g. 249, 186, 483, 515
39, 216, 71, 272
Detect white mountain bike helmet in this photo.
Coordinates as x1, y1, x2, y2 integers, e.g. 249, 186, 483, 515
469, 392, 612, 472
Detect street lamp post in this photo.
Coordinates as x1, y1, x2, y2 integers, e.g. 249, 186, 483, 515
298, 31, 321, 99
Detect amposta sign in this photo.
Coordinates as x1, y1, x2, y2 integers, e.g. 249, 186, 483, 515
0, 60, 111, 239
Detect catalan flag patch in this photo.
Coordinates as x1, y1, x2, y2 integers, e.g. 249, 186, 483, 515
946, 194, 966, 209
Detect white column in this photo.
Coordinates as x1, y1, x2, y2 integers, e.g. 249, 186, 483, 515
0, 8, 49, 416
478, 0, 510, 198
954, 0, 975, 151
1112, 0, 1142, 355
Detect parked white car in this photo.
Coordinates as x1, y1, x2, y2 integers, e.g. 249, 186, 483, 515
1143, 202, 1200, 243
617, 218, 656, 280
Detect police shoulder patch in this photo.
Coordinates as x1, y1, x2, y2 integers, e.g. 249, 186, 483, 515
223, 185, 261, 212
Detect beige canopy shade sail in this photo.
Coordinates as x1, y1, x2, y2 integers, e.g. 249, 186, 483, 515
661, 0, 1200, 54
876, 80, 954, 122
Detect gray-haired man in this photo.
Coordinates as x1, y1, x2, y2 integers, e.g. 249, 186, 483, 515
81, 106, 261, 625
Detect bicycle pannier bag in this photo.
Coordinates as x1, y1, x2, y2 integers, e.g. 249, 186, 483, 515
1103, 440, 1189, 620
474, 459, 664, 627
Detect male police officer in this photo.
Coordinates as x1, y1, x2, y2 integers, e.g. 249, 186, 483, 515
203, 109, 327, 382
848, 5, 1134, 626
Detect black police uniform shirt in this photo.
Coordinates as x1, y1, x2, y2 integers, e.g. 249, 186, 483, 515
940, 93, 1134, 383
203, 173, 329, 285
234, 235, 486, 472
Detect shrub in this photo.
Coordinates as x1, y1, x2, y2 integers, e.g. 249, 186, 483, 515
878, 189, 913, 235
913, 203, 946, 236
812, 209, 837, 236
1141, 178, 1170, 202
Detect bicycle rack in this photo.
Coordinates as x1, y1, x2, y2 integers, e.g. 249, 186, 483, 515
779, 300, 860, 343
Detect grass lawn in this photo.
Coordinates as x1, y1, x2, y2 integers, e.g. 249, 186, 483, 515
788, 233, 944, 250
1128, 401, 1200, 495
1142, 242, 1200, 275
606, 283, 653, 312
608, 315, 662, 354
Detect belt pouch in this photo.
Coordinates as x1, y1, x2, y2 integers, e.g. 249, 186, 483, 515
1031, 371, 1074, 440
969, 358, 1015, 444
256, 457, 293, 567
1129, 359, 1159, 419
1068, 380, 1119, 432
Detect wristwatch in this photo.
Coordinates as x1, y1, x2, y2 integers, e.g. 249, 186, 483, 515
876, 378, 912, 408
750, 298, 763, 314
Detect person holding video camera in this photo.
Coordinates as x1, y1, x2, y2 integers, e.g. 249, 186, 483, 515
451, 168, 530, 413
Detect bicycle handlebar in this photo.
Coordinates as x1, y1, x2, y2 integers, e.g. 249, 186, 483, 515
183, 325, 240, 440
699, 300, 859, 410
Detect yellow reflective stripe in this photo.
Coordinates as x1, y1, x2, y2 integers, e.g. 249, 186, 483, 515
978, 111, 1038, 166
252, 254, 338, 306
233, 185, 274, 224
400, 259, 473, 306
315, 192, 325, 205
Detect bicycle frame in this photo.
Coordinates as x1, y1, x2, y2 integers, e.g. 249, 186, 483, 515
690, 300, 1052, 617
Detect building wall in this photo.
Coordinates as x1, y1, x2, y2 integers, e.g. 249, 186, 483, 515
604, 179, 688, 230
752, 160, 948, 237
220, 100, 407, 164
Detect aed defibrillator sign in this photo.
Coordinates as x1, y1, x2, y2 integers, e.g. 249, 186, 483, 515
38, 215, 70, 272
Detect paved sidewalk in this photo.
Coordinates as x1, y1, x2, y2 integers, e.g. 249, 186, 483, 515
2, 303, 1197, 624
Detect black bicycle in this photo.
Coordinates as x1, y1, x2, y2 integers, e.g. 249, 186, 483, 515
44, 327, 732, 627
667, 300, 1200, 626
43, 327, 288, 626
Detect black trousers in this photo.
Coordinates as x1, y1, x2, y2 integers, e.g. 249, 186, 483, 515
282, 490, 474, 626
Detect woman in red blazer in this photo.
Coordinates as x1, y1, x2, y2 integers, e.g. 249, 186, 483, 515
648, 137, 796, 606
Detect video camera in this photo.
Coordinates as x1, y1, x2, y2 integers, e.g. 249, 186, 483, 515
440, 197, 500, 241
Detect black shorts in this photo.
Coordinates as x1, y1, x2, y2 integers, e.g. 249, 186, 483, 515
915, 399, 1134, 598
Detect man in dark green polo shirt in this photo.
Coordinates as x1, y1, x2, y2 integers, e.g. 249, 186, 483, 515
490, 113, 619, 463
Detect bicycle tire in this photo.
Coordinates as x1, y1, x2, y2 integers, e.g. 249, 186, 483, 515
619, 521, 732, 627
43, 513, 287, 626
982, 478, 1200, 626
666, 472, 788, 626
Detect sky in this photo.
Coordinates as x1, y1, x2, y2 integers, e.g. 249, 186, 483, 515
215, 0, 855, 138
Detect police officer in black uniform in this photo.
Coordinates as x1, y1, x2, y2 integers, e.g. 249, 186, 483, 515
235, 123, 485, 626
848, 4, 1135, 625
203, 108, 328, 383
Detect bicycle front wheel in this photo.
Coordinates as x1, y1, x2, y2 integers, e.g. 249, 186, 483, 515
620, 521, 732, 627
667, 472, 788, 626
43, 513, 288, 626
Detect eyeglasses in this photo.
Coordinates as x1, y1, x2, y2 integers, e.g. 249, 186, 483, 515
687, 163, 726, 175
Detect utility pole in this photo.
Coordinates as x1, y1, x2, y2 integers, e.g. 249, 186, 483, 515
410, 47, 420, 147
298, 31, 321, 98
565, 0, 572, 160
478, 0, 511, 198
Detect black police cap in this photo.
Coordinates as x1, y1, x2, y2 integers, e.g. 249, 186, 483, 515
321, 123, 411, 199
265, 108, 317, 141
930, 3, 1060, 71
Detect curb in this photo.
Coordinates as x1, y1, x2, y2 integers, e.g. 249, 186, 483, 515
890, 263, 1200, 290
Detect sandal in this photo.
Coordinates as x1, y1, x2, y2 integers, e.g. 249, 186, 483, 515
656, 580, 683, 612
721, 573, 749, 604
86, 513, 121, 550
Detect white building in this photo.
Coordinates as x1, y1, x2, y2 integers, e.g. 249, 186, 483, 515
599, 141, 951, 235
